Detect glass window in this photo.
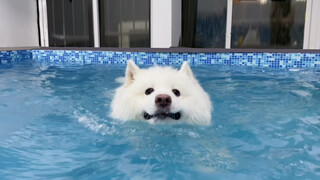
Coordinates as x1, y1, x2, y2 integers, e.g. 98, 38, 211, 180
99, 0, 150, 48
181, 0, 227, 48
231, 0, 306, 49
46, 0, 94, 47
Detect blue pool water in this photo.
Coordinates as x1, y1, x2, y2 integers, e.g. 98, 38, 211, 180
1, 59, 320, 179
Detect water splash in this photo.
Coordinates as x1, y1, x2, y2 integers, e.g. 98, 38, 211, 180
74, 109, 117, 136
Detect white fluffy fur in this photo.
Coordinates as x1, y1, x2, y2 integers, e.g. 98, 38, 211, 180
110, 60, 212, 125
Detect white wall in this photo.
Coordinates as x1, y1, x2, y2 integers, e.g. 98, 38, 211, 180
151, 0, 181, 48
0, 0, 39, 48
151, 0, 172, 48
303, 0, 320, 49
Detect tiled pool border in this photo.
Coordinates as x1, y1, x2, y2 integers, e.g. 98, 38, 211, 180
1, 49, 320, 69
0, 50, 32, 64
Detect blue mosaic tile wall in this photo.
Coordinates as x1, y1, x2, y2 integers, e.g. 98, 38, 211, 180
31, 50, 191, 65
1, 49, 320, 69
0, 50, 32, 65
31, 50, 320, 69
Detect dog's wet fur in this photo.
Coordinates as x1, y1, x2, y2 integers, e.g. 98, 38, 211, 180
111, 60, 212, 125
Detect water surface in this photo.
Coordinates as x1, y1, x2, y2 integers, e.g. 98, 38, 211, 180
1, 60, 320, 179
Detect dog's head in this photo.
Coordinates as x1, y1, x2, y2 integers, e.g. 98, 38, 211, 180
111, 60, 212, 125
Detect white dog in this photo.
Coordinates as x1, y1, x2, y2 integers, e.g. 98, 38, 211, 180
111, 60, 212, 125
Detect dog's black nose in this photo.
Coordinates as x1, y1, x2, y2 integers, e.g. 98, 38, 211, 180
155, 94, 171, 108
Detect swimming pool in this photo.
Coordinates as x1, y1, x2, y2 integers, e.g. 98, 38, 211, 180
1, 49, 320, 179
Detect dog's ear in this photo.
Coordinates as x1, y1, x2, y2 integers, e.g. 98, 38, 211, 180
125, 60, 140, 85
179, 61, 194, 79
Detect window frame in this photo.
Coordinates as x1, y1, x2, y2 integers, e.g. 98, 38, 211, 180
39, 0, 319, 49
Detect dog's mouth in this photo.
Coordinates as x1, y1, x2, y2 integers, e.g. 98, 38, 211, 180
143, 111, 181, 120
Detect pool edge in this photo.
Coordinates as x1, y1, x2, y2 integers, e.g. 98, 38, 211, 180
1, 48, 320, 69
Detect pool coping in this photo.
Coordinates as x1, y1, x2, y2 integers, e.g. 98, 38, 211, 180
0, 47, 38, 51
35, 47, 320, 53
1, 47, 320, 53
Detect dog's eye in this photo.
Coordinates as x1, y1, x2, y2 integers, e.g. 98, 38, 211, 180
145, 88, 154, 95
172, 89, 180, 97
